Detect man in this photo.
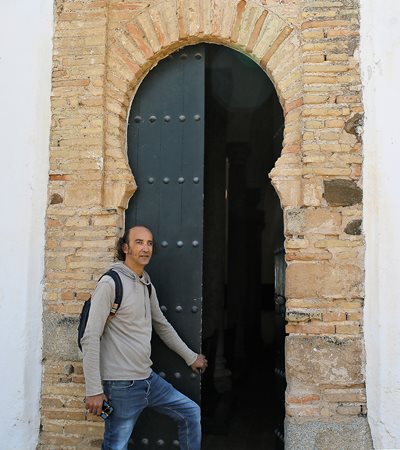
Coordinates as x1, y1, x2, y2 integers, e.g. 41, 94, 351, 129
81, 226, 207, 450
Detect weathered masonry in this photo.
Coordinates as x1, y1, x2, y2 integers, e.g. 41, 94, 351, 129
41, 0, 372, 448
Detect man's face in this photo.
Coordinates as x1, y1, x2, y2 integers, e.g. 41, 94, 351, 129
123, 227, 153, 271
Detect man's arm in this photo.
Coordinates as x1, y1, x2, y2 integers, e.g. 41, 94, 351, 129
149, 286, 207, 372
81, 279, 114, 413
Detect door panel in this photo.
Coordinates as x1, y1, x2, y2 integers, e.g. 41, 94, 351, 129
126, 45, 205, 449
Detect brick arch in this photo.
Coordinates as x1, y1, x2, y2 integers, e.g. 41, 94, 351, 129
101, 0, 303, 210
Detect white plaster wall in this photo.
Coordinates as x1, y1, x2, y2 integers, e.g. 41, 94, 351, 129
361, 1, 400, 448
0, 2, 53, 448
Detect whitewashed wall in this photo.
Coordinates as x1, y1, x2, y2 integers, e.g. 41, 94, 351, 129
361, 1, 400, 448
0, 2, 52, 448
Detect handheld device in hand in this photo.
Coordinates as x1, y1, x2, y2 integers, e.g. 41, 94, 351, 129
100, 400, 113, 420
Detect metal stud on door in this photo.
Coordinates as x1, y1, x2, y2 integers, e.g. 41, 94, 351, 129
126, 45, 205, 449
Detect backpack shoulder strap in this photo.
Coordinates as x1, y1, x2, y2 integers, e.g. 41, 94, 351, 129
147, 283, 152, 298
101, 269, 123, 315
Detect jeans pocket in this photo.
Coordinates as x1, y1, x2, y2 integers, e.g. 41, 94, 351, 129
110, 380, 135, 390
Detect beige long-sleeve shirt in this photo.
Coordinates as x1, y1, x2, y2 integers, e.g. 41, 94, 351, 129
81, 261, 198, 397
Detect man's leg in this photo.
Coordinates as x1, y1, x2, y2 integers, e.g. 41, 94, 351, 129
102, 380, 148, 450
147, 372, 201, 450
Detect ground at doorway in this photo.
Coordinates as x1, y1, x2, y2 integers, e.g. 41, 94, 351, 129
202, 373, 279, 450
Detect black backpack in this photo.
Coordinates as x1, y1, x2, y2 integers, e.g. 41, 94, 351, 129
77, 269, 152, 351
77, 269, 123, 351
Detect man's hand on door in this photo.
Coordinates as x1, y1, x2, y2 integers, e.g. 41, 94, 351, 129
191, 354, 208, 374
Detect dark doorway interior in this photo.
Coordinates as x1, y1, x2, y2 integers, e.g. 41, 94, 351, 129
201, 45, 285, 450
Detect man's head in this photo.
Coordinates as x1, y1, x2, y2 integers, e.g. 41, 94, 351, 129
116, 226, 153, 274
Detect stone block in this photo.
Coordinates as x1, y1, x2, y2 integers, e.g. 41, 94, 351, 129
50, 193, 64, 205
285, 417, 373, 450
324, 179, 362, 206
344, 219, 362, 235
271, 176, 302, 207
285, 335, 364, 386
43, 312, 81, 361
103, 179, 136, 209
286, 261, 363, 298
285, 208, 304, 234
304, 208, 342, 234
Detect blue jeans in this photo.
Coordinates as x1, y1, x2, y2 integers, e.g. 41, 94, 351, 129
102, 372, 201, 450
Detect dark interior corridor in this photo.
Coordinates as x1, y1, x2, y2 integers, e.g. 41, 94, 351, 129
201, 45, 285, 450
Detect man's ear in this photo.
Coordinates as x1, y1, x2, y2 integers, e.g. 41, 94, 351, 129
122, 242, 129, 254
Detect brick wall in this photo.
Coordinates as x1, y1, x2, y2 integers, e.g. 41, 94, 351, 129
40, 0, 371, 448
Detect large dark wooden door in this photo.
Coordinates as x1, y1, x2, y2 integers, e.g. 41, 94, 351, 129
125, 45, 205, 449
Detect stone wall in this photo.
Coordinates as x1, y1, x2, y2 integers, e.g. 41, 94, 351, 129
40, 0, 372, 448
